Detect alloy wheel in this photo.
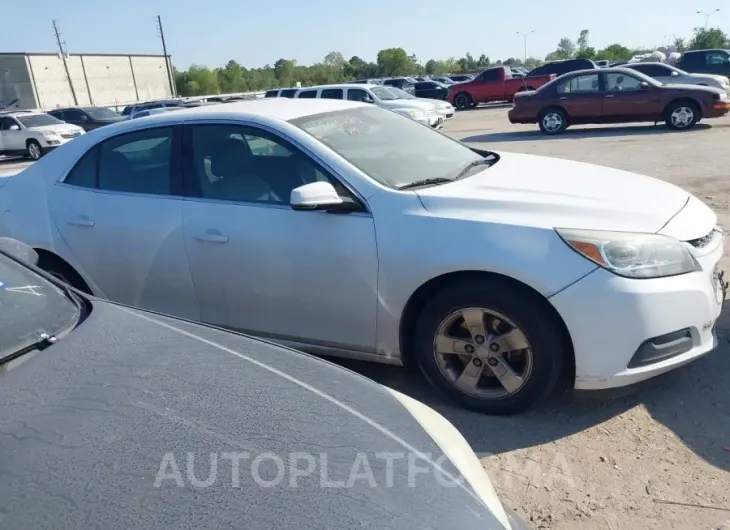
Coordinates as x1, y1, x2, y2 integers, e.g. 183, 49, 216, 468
432, 307, 533, 399
28, 142, 41, 160
542, 112, 563, 133
670, 106, 694, 128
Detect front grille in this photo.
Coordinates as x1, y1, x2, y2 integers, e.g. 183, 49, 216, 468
687, 229, 720, 249
60, 133, 77, 139
426, 109, 440, 117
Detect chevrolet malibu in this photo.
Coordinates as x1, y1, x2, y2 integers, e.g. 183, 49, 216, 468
0, 99, 725, 414
0, 238, 529, 530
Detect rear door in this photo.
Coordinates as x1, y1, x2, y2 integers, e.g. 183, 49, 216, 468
555, 73, 604, 118
47, 125, 200, 320
602, 72, 663, 120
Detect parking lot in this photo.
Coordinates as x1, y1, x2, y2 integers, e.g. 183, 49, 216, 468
2, 107, 729, 529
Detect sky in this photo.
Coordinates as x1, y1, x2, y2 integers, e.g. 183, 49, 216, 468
2, 1, 728, 70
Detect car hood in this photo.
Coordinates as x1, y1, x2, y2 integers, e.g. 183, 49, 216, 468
686, 72, 729, 84
660, 83, 724, 95
30, 123, 84, 135
379, 99, 438, 110
0, 301, 512, 530
416, 151, 709, 237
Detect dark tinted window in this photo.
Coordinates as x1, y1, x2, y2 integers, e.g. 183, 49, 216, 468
320, 88, 343, 99
48, 110, 64, 120
383, 79, 401, 87
706, 51, 730, 66
347, 88, 370, 102
280, 89, 297, 98
264, 90, 279, 98
476, 69, 501, 82
98, 127, 174, 195
63, 146, 99, 188
122, 106, 134, 115
1, 118, 20, 130
63, 109, 87, 121
297, 90, 317, 99
415, 82, 433, 89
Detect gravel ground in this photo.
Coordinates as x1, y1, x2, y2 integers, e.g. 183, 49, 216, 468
2, 110, 729, 529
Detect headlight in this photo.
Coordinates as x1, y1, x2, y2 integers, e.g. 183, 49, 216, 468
556, 228, 699, 279
42, 132, 60, 139
395, 108, 426, 119
719, 92, 729, 101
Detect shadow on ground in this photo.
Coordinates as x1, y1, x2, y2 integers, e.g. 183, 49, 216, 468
460, 123, 713, 143
333, 310, 730, 472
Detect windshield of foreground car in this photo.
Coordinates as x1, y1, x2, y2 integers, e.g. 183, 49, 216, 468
370, 86, 400, 101
0, 252, 82, 364
290, 107, 486, 189
16, 113, 65, 128
385, 86, 416, 99
85, 107, 121, 120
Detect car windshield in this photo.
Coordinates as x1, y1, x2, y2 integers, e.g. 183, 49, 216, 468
0, 250, 82, 364
386, 87, 416, 99
290, 107, 485, 189
85, 107, 120, 120
16, 114, 64, 128
370, 86, 399, 100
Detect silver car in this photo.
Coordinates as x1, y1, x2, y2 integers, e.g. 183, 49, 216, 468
625, 62, 730, 95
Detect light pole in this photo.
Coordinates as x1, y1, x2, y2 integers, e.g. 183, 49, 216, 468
516, 31, 534, 63
697, 8, 720, 29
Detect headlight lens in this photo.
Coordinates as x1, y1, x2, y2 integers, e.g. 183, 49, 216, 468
556, 228, 699, 279
395, 108, 426, 119
719, 92, 729, 101
42, 132, 60, 139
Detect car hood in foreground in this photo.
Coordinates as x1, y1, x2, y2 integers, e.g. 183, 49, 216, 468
0, 301, 512, 530
416, 151, 714, 238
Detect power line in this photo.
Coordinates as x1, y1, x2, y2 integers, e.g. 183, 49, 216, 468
52, 20, 78, 105
156, 15, 176, 97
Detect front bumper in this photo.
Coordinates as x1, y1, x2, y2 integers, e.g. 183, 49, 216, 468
550, 233, 725, 390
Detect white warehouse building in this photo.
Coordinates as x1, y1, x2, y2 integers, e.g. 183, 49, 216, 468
0, 52, 176, 111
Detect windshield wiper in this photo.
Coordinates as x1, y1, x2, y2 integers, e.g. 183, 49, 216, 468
397, 177, 455, 190
0, 331, 58, 367
454, 157, 496, 180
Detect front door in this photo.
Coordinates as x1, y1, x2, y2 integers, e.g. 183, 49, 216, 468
181, 122, 379, 353
0, 117, 25, 152
601, 72, 663, 121
47, 125, 200, 320
555, 73, 604, 119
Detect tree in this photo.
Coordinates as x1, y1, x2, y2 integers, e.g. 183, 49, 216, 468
477, 54, 490, 67
274, 58, 296, 86
688, 27, 729, 50
376, 48, 413, 76
577, 30, 589, 51
597, 43, 631, 61
323, 51, 346, 71
575, 47, 596, 60
548, 38, 576, 60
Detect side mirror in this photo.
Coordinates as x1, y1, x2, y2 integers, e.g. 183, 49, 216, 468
290, 182, 344, 211
9, 125, 20, 131
670, 71, 680, 77
362, 96, 375, 104
639, 81, 650, 88
0, 237, 39, 266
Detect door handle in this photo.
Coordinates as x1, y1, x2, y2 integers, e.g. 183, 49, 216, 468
68, 217, 95, 227
605, 94, 616, 98
559, 96, 568, 100
194, 231, 229, 244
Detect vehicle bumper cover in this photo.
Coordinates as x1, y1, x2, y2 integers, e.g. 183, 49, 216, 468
550, 237, 725, 390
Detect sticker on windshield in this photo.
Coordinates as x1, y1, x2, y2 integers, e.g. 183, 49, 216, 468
0, 281, 4, 290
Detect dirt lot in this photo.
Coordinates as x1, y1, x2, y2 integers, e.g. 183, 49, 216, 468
2, 110, 729, 529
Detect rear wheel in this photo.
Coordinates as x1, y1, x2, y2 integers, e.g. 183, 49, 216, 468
413, 279, 565, 415
538, 108, 568, 134
664, 100, 699, 130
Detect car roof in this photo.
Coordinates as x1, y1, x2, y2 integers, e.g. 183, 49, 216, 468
0, 111, 44, 117
296, 83, 380, 91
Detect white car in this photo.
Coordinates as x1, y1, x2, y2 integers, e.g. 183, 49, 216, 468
383, 85, 456, 119
625, 62, 730, 95
0, 99, 724, 414
0, 111, 85, 160
293, 84, 446, 128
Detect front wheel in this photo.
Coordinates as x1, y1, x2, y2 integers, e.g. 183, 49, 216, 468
665, 101, 699, 130
413, 279, 565, 415
26, 140, 43, 160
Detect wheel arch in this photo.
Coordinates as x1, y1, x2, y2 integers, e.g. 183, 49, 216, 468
664, 97, 703, 119
398, 270, 575, 376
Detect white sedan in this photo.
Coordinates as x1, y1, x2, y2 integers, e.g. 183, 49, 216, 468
0, 99, 724, 414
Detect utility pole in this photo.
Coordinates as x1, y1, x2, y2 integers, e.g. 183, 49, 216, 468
156, 15, 176, 97
697, 8, 720, 29
53, 20, 78, 105
516, 30, 534, 63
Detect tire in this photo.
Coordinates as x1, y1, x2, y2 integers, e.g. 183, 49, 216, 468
26, 140, 43, 160
538, 107, 568, 135
664, 100, 700, 130
413, 278, 565, 415
37, 252, 92, 294
453, 92, 473, 110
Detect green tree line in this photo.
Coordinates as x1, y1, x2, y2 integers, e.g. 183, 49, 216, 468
175, 27, 729, 96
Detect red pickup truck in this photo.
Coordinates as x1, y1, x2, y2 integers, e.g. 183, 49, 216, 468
447, 66, 556, 110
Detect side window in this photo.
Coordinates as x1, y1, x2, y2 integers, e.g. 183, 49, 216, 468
1, 118, 19, 130
605, 73, 643, 91
347, 89, 370, 102
297, 90, 318, 99
707, 52, 730, 66
188, 124, 350, 205
63, 146, 99, 189
264, 90, 279, 98
49, 110, 64, 120
476, 69, 501, 82
637, 65, 668, 77
320, 88, 343, 100
98, 127, 174, 195
280, 89, 297, 98
64, 109, 85, 121
557, 74, 600, 94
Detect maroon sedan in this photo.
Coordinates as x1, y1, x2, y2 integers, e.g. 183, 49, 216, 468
508, 67, 730, 134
